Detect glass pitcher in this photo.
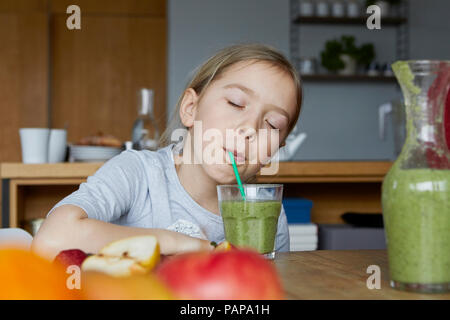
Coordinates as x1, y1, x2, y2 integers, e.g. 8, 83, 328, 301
382, 60, 450, 293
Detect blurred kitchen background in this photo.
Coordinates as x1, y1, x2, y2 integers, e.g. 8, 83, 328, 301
1, 0, 449, 250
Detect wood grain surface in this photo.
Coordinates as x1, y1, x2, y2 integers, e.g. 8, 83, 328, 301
51, 13, 167, 145
275, 250, 450, 300
1, 161, 390, 180
0, 11, 48, 162
1, 162, 102, 178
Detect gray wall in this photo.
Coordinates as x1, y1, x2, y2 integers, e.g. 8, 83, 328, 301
167, 0, 290, 122
167, 0, 450, 161
409, 0, 450, 60
295, 11, 399, 160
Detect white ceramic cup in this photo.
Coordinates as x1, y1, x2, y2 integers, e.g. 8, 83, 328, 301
19, 128, 50, 164
48, 129, 67, 163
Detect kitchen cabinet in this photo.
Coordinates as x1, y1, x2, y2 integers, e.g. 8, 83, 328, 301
50, 0, 167, 144
0, 0, 50, 220
1, 161, 391, 229
0, 0, 49, 162
0, 0, 167, 213
0, 0, 167, 160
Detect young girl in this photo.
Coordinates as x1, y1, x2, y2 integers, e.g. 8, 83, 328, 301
31, 44, 303, 260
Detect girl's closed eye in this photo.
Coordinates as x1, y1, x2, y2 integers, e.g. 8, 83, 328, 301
266, 116, 288, 131
227, 100, 245, 108
266, 119, 277, 129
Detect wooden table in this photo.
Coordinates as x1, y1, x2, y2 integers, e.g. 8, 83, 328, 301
275, 250, 450, 299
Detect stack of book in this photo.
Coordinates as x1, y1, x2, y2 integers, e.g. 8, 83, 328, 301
288, 223, 318, 251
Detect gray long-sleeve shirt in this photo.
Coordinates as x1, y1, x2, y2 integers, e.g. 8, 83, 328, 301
50, 144, 290, 252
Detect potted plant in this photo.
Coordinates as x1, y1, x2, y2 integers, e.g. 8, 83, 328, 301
320, 35, 375, 75
338, 35, 358, 75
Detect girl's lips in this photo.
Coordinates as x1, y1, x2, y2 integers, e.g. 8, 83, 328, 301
224, 148, 246, 163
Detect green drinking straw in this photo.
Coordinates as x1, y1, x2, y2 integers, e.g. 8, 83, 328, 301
228, 151, 246, 201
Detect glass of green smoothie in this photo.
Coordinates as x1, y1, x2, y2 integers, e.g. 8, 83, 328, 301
217, 184, 283, 259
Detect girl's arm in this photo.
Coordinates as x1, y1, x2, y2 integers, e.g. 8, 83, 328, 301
31, 204, 214, 261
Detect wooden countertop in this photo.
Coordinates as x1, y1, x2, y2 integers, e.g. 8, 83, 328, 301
0, 161, 392, 183
0, 162, 103, 179
274, 250, 450, 300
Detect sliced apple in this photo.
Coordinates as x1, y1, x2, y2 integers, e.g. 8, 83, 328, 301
214, 241, 234, 252
99, 235, 160, 270
81, 236, 160, 277
81, 255, 147, 277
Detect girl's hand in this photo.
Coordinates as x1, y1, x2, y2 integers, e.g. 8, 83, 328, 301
31, 205, 215, 260
166, 231, 215, 255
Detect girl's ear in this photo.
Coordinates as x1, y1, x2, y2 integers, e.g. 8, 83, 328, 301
179, 88, 199, 128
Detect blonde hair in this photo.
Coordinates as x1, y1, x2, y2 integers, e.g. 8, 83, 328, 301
159, 43, 303, 146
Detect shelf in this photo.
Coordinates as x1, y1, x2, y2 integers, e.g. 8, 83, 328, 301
300, 74, 397, 82
293, 16, 407, 26
0, 162, 103, 179
1, 161, 392, 183
256, 161, 392, 183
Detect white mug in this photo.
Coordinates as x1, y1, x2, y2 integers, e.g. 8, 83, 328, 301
48, 129, 67, 163
19, 128, 50, 164
331, 1, 345, 17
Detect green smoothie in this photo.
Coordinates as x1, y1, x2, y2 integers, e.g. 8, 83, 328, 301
382, 163, 450, 285
383, 61, 450, 289
220, 200, 282, 254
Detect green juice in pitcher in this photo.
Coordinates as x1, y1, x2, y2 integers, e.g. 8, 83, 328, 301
382, 60, 450, 293
382, 165, 450, 286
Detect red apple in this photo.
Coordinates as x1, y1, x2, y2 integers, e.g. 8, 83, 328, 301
53, 249, 89, 268
155, 249, 284, 300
